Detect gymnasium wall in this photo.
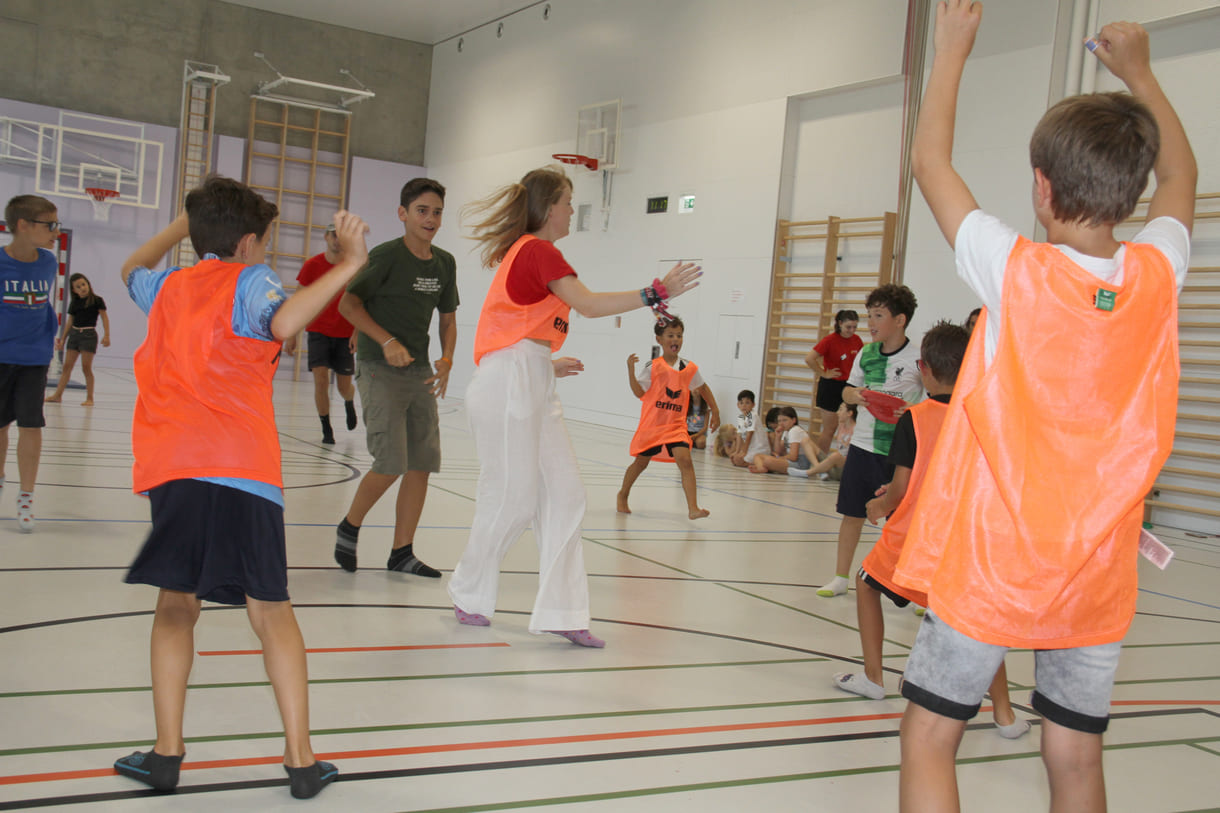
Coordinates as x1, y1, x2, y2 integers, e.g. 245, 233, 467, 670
425, 0, 907, 429
0, 0, 431, 164
426, 0, 1220, 432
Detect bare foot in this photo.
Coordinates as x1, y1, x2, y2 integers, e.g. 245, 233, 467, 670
80, 399, 94, 406
44, 394, 62, 403
689, 508, 710, 520
616, 492, 631, 514
748, 465, 767, 474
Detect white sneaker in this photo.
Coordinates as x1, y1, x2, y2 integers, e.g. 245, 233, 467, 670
833, 672, 886, 700
16, 493, 34, 533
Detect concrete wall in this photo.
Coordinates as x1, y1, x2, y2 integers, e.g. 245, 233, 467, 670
0, 0, 431, 163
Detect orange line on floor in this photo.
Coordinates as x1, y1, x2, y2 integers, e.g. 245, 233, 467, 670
5, 700, 1218, 787
0, 710, 902, 786
197, 643, 512, 656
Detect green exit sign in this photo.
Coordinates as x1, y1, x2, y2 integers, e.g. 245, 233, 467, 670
646, 196, 669, 214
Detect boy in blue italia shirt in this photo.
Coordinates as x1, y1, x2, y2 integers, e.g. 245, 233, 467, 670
0, 195, 61, 531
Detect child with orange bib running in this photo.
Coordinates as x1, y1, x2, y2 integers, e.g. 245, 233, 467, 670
617, 316, 719, 520
832, 322, 1029, 740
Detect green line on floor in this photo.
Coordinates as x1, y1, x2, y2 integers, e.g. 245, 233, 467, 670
0, 656, 825, 700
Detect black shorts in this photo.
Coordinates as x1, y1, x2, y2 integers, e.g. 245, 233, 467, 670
307, 332, 355, 375
639, 441, 691, 457
125, 479, 289, 605
0, 363, 49, 428
815, 378, 848, 413
65, 328, 98, 354
835, 444, 893, 519
859, 566, 911, 608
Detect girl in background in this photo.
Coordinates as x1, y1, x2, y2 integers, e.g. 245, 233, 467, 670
46, 273, 109, 406
806, 309, 862, 454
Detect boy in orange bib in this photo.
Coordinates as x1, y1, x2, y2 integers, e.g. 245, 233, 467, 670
832, 322, 1028, 739
618, 317, 719, 520
896, 4, 1196, 811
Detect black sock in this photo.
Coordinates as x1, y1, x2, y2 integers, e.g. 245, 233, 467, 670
387, 545, 441, 578
320, 414, 335, 443
344, 399, 358, 430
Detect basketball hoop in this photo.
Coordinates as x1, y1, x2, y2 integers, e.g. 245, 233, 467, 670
85, 187, 119, 222
552, 153, 599, 171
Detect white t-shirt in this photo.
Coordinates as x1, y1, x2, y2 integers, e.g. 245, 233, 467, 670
636, 357, 705, 391
737, 408, 772, 458
782, 424, 810, 450
955, 210, 1191, 365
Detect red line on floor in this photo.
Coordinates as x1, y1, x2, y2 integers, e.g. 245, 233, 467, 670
197, 643, 511, 656
4, 700, 1217, 787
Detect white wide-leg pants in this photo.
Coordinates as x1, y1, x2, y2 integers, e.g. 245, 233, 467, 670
447, 340, 590, 632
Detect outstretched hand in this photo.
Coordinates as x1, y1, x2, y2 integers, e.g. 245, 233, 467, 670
934, 0, 982, 60
1087, 21, 1152, 84
660, 262, 702, 301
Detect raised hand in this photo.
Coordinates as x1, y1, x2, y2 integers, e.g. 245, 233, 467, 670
934, 0, 982, 60
660, 262, 702, 300
331, 210, 370, 268
1088, 21, 1152, 84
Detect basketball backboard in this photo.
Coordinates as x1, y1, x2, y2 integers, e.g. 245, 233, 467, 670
577, 99, 621, 171
0, 111, 164, 210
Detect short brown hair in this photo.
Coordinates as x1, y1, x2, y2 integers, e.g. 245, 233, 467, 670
919, 321, 970, 387
654, 315, 684, 337
1030, 92, 1158, 226
184, 175, 278, 259
866, 284, 917, 326
4, 195, 56, 234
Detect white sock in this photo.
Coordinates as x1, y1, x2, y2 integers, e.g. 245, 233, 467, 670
833, 672, 886, 700
787, 466, 810, 478
817, 575, 849, 597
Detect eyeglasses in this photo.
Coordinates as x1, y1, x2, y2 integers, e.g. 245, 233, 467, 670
28, 219, 62, 232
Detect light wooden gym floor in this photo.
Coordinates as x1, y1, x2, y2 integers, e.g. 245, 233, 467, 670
1, 368, 1217, 812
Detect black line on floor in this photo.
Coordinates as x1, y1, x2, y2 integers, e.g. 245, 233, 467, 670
4, 707, 1213, 810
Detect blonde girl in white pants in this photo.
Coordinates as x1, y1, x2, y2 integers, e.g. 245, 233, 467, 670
448, 166, 700, 647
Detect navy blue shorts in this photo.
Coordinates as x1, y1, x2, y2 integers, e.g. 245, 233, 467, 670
835, 445, 893, 519
125, 480, 289, 605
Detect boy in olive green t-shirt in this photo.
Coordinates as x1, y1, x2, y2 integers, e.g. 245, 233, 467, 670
334, 177, 459, 578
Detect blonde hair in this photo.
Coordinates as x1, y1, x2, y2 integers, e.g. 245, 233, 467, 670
713, 424, 737, 457
463, 166, 572, 267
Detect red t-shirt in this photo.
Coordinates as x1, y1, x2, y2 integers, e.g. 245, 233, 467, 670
296, 254, 354, 338
813, 332, 863, 381
505, 239, 577, 305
